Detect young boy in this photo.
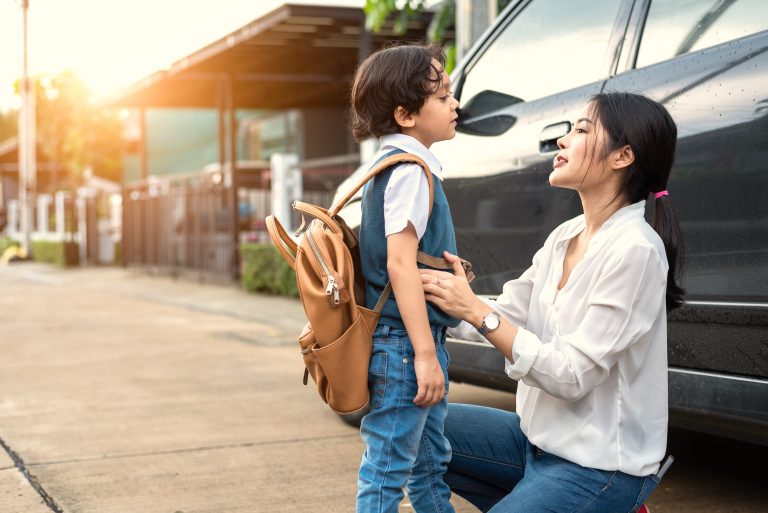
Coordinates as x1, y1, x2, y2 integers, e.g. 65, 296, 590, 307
350, 44, 460, 512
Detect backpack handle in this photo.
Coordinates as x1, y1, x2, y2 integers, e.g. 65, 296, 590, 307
265, 214, 297, 269
329, 153, 434, 217
292, 201, 344, 238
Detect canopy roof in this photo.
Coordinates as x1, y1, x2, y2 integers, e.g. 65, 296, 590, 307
107, 4, 438, 110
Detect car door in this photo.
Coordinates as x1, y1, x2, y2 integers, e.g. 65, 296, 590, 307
603, 0, 768, 442
431, 0, 635, 295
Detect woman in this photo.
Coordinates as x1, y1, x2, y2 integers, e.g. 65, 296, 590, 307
420, 92, 684, 513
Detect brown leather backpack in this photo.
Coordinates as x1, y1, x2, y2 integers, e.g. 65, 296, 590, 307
266, 152, 473, 418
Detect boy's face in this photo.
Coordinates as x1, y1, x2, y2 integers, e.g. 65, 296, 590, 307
401, 60, 459, 148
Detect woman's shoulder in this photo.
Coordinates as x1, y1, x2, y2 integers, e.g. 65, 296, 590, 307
604, 219, 668, 271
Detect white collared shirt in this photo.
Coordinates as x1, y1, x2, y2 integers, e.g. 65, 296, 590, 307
449, 201, 669, 476
374, 134, 443, 240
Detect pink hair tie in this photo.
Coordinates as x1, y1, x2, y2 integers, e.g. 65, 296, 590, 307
654, 190, 669, 199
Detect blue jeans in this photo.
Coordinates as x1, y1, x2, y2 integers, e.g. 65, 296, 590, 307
357, 324, 455, 513
444, 404, 660, 513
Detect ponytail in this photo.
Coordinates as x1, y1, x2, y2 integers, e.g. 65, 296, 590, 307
652, 194, 685, 311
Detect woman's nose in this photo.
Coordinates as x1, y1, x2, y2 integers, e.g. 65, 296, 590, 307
557, 136, 566, 149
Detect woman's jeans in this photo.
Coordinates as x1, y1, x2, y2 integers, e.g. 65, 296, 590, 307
444, 404, 660, 513
357, 324, 455, 513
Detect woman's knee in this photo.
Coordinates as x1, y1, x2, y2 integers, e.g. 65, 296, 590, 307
446, 404, 522, 451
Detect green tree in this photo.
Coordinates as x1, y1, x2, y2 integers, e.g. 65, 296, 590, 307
0, 109, 18, 142
364, 0, 512, 73
10, 70, 123, 189
34, 71, 123, 185
365, 0, 457, 71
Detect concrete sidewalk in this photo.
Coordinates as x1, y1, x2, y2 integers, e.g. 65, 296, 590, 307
0, 263, 484, 513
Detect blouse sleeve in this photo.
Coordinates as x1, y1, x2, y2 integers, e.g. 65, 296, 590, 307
505, 244, 667, 401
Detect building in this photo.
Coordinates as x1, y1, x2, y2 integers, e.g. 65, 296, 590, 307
106, 3, 450, 281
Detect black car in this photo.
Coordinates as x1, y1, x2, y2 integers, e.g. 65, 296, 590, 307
334, 0, 768, 445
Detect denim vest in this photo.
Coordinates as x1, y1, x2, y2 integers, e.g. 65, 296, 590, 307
360, 149, 460, 329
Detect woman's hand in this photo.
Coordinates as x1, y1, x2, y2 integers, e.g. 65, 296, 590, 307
421, 251, 487, 326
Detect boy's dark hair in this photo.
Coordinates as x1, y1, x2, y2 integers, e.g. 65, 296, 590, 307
350, 43, 446, 142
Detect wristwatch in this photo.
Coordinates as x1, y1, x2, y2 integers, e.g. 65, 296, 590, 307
477, 312, 501, 336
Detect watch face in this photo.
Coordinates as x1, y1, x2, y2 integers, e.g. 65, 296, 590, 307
485, 313, 500, 330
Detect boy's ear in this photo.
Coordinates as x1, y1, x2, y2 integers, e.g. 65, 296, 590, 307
394, 106, 416, 129
611, 144, 635, 170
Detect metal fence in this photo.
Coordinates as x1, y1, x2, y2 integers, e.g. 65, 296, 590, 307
122, 154, 360, 281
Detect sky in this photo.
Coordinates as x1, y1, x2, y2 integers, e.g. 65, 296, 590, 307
0, 0, 365, 111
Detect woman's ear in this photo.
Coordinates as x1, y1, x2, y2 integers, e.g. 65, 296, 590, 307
394, 106, 416, 129
611, 144, 635, 170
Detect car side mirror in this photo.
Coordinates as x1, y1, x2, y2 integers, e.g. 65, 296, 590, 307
456, 89, 522, 136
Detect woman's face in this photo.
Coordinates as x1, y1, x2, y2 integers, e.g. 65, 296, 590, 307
549, 107, 610, 192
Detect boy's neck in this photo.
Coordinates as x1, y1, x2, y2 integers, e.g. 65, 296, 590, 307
399, 128, 433, 149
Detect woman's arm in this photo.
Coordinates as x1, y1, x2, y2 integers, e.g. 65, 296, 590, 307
423, 246, 666, 401
422, 246, 543, 349
422, 253, 519, 360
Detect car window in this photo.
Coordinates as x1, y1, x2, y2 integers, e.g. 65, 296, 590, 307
458, 0, 622, 106
636, 0, 768, 68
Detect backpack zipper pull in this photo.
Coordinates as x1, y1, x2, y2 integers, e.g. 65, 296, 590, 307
325, 276, 341, 305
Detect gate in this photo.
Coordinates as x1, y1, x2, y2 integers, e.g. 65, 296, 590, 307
121, 154, 359, 281
122, 167, 247, 282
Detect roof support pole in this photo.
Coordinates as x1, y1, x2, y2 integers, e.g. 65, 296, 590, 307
217, 79, 227, 173
139, 108, 148, 180
223, 73, 240, 281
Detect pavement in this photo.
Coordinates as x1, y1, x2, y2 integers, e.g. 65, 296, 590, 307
0, 262, 496, 513
4, 263, 768, 513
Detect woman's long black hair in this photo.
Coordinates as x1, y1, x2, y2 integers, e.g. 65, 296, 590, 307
590, 92, 685, 311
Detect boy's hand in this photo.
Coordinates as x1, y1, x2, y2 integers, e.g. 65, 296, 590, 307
413, 352, 445, 407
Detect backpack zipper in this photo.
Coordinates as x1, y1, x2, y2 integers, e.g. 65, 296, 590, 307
305, 227, 341, 305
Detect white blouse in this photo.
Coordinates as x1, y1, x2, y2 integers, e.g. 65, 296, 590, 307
449, 201, 669, 476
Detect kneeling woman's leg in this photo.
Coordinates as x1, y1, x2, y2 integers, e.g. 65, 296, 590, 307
491, 448, 656, 513
445, 404, 658, 513
443, 404, 528, 512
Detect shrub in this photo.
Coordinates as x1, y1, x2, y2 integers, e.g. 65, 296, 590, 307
240, 243, 298, 297
31, 240, 79, 267
0, 237, 19, 256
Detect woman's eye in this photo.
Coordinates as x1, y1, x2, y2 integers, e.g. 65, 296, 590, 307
575, 127, 587, 134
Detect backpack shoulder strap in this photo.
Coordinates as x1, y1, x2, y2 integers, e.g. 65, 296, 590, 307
329, 152, 434, 217
265, 214, 297, 269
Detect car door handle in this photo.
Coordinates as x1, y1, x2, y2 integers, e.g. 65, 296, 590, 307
539, 121, 571, 153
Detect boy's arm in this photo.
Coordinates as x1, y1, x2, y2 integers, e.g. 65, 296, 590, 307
387, 223, 445, 408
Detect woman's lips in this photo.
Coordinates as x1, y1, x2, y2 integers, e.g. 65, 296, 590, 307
553, 154, 568, 168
